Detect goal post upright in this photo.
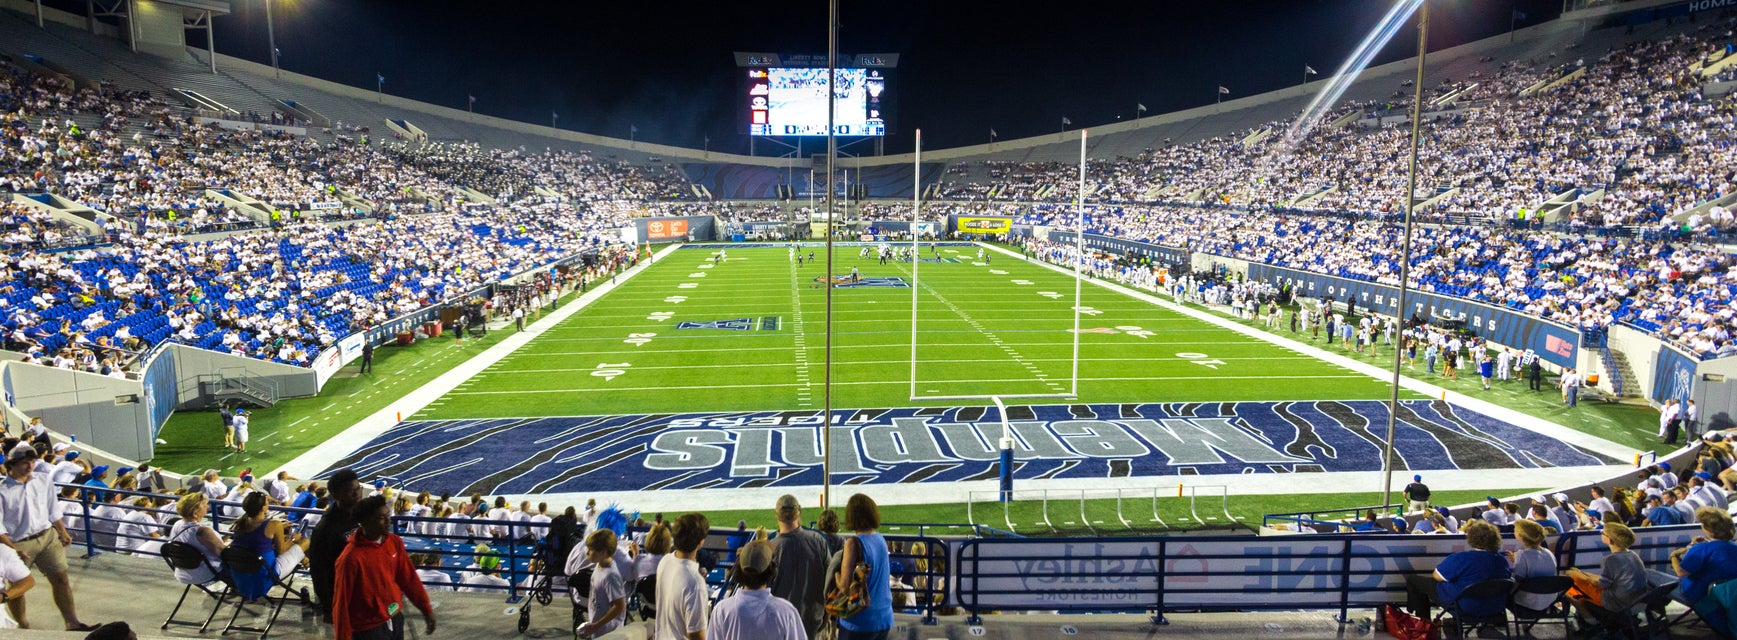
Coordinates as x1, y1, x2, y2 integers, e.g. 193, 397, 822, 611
1071, 129, 1086, 397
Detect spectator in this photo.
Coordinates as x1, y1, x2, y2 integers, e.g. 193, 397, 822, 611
1402, 519, 1510, 621
836, 493, 894, 640
575, 529, 626, 639
308, 468, 362, 621
229, 492, 308, 599
1507, 519, 1558, 612
457, 543, 508, 593
1527, 503, 1563, 534
769, 494, 828, 638
412, 553, 454, 592
656, 512, 711, 640
1566, 522, 1649, 628
165, 493, 225, 585
816, 509, 844, 557
0, 442, 96, 631
0, 535, 33, 629
710, 539, 805, 640
1661, 507, 1737, 628
332, 495, 435, 640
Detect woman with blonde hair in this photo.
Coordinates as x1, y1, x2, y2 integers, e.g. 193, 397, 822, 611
166, 493, 226, 584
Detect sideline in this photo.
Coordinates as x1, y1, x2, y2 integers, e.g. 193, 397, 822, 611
988, 241, 1638, 462
275, 244, 685, 478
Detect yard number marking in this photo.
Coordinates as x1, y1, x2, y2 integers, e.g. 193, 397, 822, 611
1176, 352, 1226, 369
591, 362, 632, 381
625, 333, 656, 346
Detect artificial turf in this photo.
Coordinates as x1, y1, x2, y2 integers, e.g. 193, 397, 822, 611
142, 243, 1650, 528
417, 244, 1406, 420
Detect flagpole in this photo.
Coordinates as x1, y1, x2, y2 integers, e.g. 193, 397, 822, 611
821, 0, 837, 512
1382, 0, 1428, 512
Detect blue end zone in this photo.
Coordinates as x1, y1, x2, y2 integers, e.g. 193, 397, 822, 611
319, 401, 1619, 497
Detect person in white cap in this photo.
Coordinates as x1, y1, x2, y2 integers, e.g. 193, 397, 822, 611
708, 538, 805, 640
0, 442, 98, 631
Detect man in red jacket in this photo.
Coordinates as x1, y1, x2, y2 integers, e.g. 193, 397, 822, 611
333, 495, 436, 640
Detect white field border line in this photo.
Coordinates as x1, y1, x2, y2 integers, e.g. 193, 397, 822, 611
444, 375, 1372, 395
475, 356, 1323, 375
273, 243, 686, 478
985, 242, 1639, 462
485, 464, 1621, 513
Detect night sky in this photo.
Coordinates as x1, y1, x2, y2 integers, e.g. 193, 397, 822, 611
165, 0, 1564, 154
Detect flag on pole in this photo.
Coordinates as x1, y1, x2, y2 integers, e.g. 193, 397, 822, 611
1061, 117, 1072, 126
1305, 65, 1318, 75
1512, 9, 1527, 21
377, 72, 385, 85
990, 128, 998, 138
630, 124, 639, 133
1218, 86, 1230, 94
1137, 103, 1148, 112
468, 95, 476, 104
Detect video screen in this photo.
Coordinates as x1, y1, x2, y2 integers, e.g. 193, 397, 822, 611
746, 67, 887, 137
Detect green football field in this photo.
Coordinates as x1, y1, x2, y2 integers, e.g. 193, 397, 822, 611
416, 243, 1408, 419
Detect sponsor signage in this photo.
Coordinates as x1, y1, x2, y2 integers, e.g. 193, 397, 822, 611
953, 216, 1012, 235
1245, 263, 1582, 368
1048, 232, 1191, 267
646, 218, 689, 240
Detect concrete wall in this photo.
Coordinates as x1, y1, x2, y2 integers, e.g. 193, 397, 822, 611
3, 361, 152, 460
168, 344, 319, 408
1606, 324, 1661, 400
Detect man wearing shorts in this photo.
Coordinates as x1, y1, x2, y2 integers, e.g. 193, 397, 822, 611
0, 443, 96, 630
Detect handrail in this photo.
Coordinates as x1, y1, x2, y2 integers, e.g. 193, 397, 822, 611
46, 480, 1711, 623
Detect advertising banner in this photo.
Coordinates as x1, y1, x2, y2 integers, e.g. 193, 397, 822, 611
1245, 264, 1582, 368
1652, 342, 1699, 404
953, 216, 1012, 235
646, 218, 689, 240
1048, 232, 1191, 267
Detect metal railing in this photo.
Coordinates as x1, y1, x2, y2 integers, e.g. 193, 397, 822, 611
43, 480, 1716, 628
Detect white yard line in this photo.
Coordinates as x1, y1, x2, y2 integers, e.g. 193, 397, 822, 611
444, 374, 1372, 395
274, 244, 684, 478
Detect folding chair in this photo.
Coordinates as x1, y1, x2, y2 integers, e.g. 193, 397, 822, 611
1509, 575, 1574, 638
159, 541, 229, 632
1584, 580, 1680, 640
217, 546, 307, 639
1435, 577, 1514, 639
633, 572, 658, 622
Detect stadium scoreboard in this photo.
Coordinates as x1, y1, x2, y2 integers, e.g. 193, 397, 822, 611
736, 52, 896, 137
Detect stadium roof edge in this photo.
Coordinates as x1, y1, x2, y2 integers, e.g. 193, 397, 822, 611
203, 49, 786, 167
851, 15, 1595, 166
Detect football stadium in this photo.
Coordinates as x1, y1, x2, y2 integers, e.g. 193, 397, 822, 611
1, 0, 1736, 638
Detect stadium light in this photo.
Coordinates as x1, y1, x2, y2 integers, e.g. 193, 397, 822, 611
1380, 0, 1431, 512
